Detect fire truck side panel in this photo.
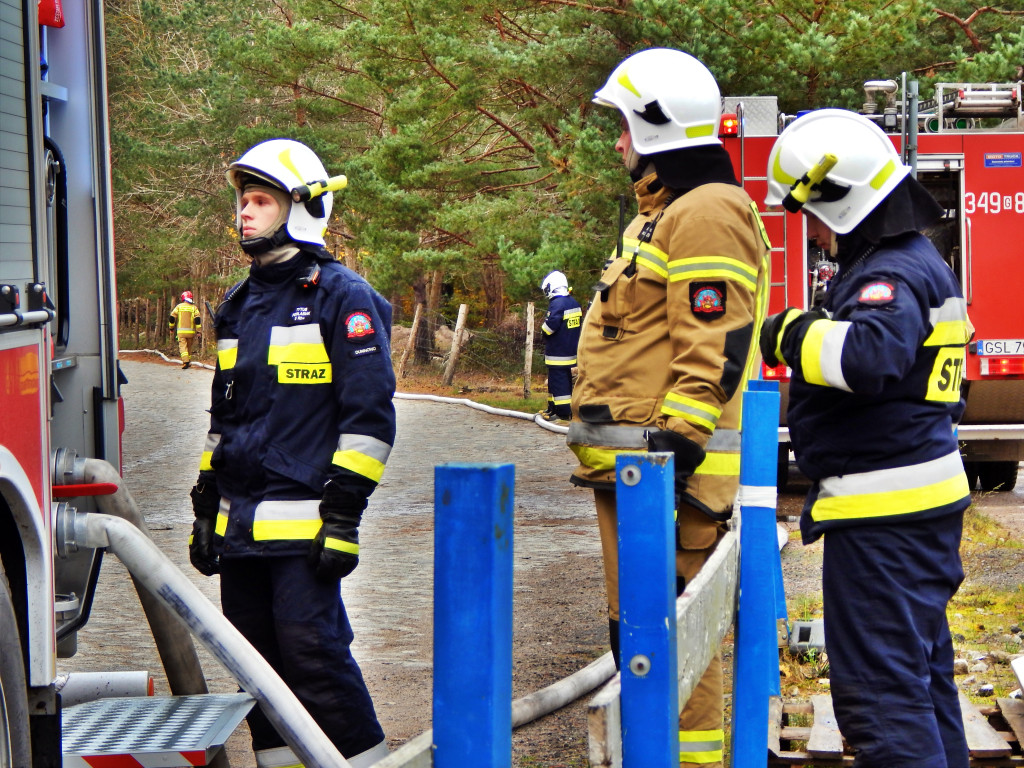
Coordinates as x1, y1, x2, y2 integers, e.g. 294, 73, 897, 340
1, 0, 60, 685
44, 0, 122, 467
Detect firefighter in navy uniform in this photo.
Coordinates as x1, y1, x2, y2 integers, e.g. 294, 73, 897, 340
539, 270, 582, 421
760, 110, 973, 768
570, 49, 771, 767
187, 139, 392, 768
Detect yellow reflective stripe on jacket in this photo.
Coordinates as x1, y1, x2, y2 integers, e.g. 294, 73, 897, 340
617, 238, 669, 278
331, 433, 392, 484
570, 444, 634, 472
199, 432, 220, 472
661, 393, 721, 432
667, 255, 758, 291
693, 451, 740, 476
679, 728, 724, 763
251, 499, 321, 541
545, 354, 577, 366
217, 339, 238, 371
324, 537, 359, 555
267, 325, 330, 365
799, 319, 852, 391
811, 449, 969, 522
215, 498, 230, 537
925, 298, 972, 346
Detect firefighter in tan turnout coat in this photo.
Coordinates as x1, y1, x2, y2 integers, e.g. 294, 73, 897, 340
569, 48, 770, 766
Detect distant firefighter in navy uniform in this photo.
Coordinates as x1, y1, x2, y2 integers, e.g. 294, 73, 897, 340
539, 270, 581, 421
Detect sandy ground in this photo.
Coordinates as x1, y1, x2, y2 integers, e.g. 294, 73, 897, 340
57, 354, 1023, 767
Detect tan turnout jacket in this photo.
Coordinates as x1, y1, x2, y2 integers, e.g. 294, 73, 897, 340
568, 173, 771, 520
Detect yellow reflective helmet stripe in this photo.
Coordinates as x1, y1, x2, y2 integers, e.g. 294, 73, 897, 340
685, 124, 715, 139
870, 159, 897, 190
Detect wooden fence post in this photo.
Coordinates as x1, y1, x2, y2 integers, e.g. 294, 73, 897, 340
398, 303, 422, 379
441, 303, 468, 386
523, 302, 534, 399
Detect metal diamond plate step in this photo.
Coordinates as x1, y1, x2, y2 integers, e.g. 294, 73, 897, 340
62, 693, 254, 767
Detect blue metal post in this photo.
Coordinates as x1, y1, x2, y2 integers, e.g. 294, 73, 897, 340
433, 463, 515, 768
616, 452, 678, 768
731, 380, 781, 766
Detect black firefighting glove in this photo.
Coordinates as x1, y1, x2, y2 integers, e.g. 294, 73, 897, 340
308, 481, 368, 583
646, 428, 706, 500
188, 477, 221, 576
759, 307, 831, 368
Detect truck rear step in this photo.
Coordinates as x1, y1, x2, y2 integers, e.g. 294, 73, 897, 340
62, 692, 254, 767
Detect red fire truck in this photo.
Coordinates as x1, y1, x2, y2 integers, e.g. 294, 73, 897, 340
0, 0, 272, 765
722, 80, 1024, 492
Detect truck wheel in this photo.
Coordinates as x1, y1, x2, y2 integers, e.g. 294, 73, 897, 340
0, 560, 32, 768
978, 461, 1019, 492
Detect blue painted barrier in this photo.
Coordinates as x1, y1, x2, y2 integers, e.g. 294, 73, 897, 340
616, 452, 679, 768
433, 463, 515, 768
731, 380, 782, 766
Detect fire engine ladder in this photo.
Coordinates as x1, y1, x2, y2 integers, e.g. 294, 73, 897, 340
62, 693, 254, 768
918, 82, 1022, 130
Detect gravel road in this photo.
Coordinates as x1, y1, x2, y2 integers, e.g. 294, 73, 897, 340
58, 355, 1022, 767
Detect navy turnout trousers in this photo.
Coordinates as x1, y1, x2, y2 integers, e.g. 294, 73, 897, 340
822, 512, 968, 768
220, 556, 385, 758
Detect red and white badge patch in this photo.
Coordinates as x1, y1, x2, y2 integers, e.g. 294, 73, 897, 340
857, 282, 896, 305
345, 311, 376, 340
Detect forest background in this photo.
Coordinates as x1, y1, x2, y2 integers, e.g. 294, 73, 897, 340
109, 0, 1024, 373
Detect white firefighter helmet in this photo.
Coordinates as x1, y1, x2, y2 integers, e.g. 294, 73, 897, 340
765, 109, 911, 234
593, 48, 723, 156
541, 271, 569, 299
226, 138, 333, 247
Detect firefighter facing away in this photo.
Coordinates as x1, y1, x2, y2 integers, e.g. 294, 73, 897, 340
169, 291, 201, 368
187, 138, 393, 768
539, 270, 581, 421
760, 109, 973, 767
569, 48, 771, 767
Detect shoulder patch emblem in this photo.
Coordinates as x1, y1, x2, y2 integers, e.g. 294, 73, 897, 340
345, 311, 376, 341
858, 282, 896, 304
690, 281, 726, 321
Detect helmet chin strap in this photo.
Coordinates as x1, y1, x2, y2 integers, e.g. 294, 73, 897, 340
240, 225, 292, 256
